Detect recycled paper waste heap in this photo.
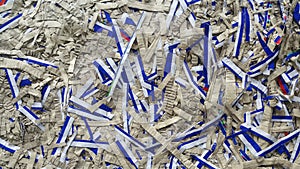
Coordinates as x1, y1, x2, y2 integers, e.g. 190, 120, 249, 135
0, 0, 300, 168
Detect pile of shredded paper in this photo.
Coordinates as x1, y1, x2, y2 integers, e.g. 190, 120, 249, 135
0, 0, 300, 168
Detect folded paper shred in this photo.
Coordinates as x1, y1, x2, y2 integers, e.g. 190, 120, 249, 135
0, 0, 300, 168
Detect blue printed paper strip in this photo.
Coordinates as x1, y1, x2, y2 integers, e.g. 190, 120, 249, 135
70, 140, 109, 151
257, 129, 300, 157
0, 13, 22, 33
108, 12, 146, 97
115, 125, 146, 150
293, 2, 300, 26
183, 61, 206, 99
116, 139, 138, 169
16, 56, 58, 68
0, 138, 20, 153
51, 116, 74, 156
